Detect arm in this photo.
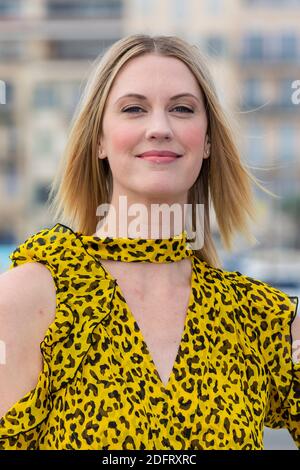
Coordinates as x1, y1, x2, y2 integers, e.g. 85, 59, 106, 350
0, 262, 56, 418
292, 312, 300, 364
263, 294, 300, 448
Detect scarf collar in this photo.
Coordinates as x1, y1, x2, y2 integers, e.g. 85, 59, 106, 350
79, 229, 193, 263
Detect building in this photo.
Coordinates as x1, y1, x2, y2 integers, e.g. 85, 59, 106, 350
125, 0, 300, 252
0, 0, 299, 253
0, 0, 123, 240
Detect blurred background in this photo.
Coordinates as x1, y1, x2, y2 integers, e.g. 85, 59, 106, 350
0, 0, 299, 450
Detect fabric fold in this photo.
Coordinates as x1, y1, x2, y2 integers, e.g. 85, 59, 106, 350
229, 272, 299, 430
0, 223, 117, 440
1, 223, 299, 449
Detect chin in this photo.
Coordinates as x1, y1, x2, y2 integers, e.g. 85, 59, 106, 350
137, 188, 184, 202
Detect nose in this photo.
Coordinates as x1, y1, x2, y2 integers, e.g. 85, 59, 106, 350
144, 110, 174, 140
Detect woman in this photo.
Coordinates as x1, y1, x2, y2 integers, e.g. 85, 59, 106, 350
0, 34, 299, 450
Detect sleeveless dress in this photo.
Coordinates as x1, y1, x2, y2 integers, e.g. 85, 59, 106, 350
0, 222, 299, 450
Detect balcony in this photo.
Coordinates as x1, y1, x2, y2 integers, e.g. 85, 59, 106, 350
45, 0, 123, 19
239, 52, 300, 66
240, 99, 299, 114
47, 38, 118, 60
239, 32, 300, 66
243, 0, 300, 8
0, 0, 22, 19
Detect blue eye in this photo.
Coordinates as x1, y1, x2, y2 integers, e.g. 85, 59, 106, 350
122, 105, 194, 113
123, 106, 143, 113
173, 106, 194, 113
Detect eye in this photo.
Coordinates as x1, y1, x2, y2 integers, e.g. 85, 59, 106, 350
172, 105, 194, 113
122, 106, 144, 113
122, 105, 194, 114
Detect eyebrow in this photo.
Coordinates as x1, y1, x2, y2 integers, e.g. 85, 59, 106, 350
115, 93, 202, 104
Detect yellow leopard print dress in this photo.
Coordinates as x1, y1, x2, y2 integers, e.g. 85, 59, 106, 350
0, 223, 299, 450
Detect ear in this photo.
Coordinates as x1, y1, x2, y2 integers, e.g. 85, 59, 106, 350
98, 142, 107, 160
203, 135, 211, 159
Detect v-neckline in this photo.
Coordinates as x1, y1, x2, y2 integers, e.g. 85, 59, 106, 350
135, 256, 195, 393
101, 256, 196, 394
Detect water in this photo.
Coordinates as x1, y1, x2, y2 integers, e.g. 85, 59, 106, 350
0, 245, 16, 274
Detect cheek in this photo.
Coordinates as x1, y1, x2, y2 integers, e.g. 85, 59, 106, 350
106, 123, 138, 154
181, 124, 207, 185
182, 124, 206, 152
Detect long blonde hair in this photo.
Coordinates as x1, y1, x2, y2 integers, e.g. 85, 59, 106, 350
48, 34, 273, 268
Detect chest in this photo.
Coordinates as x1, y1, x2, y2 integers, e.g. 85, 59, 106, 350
99, 260, 192, 386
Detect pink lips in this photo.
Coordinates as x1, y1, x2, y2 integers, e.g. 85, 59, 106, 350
137, 150, 182, 163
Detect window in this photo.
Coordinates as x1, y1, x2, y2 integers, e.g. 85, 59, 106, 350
0, 0, 21, 17
243, 78, 263, 107
205, 0, 223, 15
34, 183, 51, 205
243, 33, 300, 61
1, 126, 19, 155
65, 81, 82, 116
5, 159, 18, 196
32, 80, 83, 114
49, 39, 116, 60
34, 130, 54, 156
46, 0, 122, 18
205, 36, 226, 57
133, 0, 153, 15
244, 0, 300, 6
0, 41, 24, 61
280, 34, 298, 60
278, 125, 295, 162
173, 0, 188, 19
278, 79, 295, 107
245, 122, 266, 165
243, 34, 264, 59
32, 83, 60, 109
0, 231, 16, 244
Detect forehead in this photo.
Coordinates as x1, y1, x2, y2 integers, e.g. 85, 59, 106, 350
108, 53, 202, 99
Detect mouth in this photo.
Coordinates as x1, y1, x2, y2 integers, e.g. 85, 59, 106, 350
136, 155, 182, 163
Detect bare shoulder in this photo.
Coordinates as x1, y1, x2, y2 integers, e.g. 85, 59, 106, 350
0, 262, 56, 418
0, 261, 56, 326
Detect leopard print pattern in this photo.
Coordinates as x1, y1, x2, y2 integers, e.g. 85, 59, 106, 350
0, 223, 299, 449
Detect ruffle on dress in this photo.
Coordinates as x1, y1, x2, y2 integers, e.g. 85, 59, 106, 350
226, 270, 299, 440
0, 223, 117, 444
1, 224, 299, 449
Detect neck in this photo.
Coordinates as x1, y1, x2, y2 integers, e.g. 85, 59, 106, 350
94, 195, 188, 239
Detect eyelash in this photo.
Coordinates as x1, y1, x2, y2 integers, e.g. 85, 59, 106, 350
122, 105, 194, 114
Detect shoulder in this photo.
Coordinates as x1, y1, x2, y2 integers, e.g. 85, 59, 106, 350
8, 222, 87, 281
0, 223, 76, 339
0, 261, 57, 339
215, 265, 298, 351
199, 259, 298, 325
1, 255, 56, 294
222, 268, 298, 315
8, 223, 78, 264
0, 261, 57, 418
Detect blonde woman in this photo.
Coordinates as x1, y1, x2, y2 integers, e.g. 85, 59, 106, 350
0, 34, 299, 450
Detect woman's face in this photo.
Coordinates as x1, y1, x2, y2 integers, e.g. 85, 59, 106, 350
99, 53, 209, 205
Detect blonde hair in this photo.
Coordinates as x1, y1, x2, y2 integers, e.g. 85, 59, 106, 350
48, 34, 273, 268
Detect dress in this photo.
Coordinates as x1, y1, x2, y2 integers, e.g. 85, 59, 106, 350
0, 222, 299, 450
